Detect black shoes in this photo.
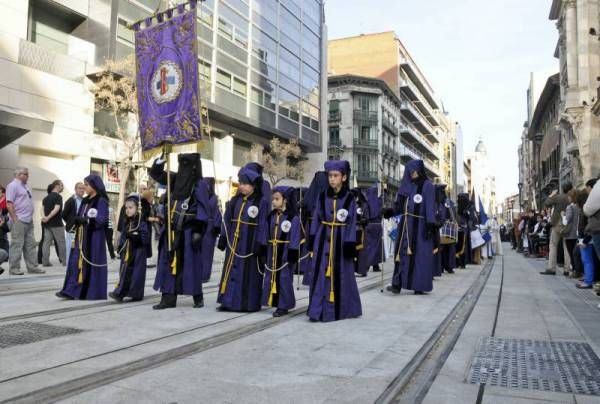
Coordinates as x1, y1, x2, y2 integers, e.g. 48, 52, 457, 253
540, 270, 556, 275
55, 291, 73, 300
446, 269, 455, 274
414, 291, 425, 295
0, 267, 4, 276
216, 305, 229, 312
372, 265, 382, 272
273, 308, 288, 317
193, 295, 204, 308
356, 273, 367, 277
109, 292, 123, 303
386, 285, 401, 294
153, 294, 176, 310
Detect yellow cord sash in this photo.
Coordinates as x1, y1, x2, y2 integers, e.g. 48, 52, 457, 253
267, 212, 281, 306
220, 197, 248, 294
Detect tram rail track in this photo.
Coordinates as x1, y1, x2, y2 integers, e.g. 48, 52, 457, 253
0, 274, 388, 404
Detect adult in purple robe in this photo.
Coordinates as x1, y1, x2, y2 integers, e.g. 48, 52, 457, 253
200, 177, 222, 283
432, 184, 447, 277
110, 195, 149, 301
300, 171, 328, 286
441, 198, 457, 273
456, 193, 476, 268
216, 163, 268, 312
384, 160, 437, 294
150, 153, 210, 309
261, 186, 301, 316
308, 160, 362, 322
364, 185, 384, 272
354, 188, 371, 277
56, 174, 108, 300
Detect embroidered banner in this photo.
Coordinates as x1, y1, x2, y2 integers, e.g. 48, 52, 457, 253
133, 1, 201, 157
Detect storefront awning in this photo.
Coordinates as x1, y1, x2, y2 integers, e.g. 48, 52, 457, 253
0, 104, 54, 148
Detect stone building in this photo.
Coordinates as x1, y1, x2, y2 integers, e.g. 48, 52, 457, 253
549, 0, 600, 185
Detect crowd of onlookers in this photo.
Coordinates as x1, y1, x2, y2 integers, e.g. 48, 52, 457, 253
0, 166, 159, 277
504, 177, 600, 305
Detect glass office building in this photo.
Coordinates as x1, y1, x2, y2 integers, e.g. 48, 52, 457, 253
115, 0, 325, 152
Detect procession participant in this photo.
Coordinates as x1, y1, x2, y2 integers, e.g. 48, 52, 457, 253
261, 186, 301, 317
56, 174, 109, 300
364, 185, 384, 273
150, 153, 209, 310
216, 163, 269, 312
110, 195, 149, 302
354, 188, 370, 277
432, 184, 448, 277
300, 171, 328, 286
307, 160, 362, 322
200, 177, 221, 283
384, 159, 437, 295
456, 193, 476, 269
440, 196, 458, 274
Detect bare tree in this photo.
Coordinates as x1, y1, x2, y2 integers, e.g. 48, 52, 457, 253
246, 137, 304, 186
90, 55, 140, 237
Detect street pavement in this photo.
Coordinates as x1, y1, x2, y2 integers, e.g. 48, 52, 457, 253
0, 246, 598, 403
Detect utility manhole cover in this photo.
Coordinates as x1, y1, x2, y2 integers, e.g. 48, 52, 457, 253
467, 337, 600, 396
0, 322, 81, 349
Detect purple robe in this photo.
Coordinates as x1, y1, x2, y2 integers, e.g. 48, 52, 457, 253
201, 193, 222, 283
60, 196, 108, 300
433, 194, 446, 277
356, 194, 370, 276
261, 211, 300, 310
392, 160, 436, 292
217, 193, 268, 312
308, 188, 362, 322
153, 180, 210, 296
113, 218, 149, 300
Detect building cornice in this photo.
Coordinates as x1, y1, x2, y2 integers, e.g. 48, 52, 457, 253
328, 74, 402, 109
528, 73, 560, 138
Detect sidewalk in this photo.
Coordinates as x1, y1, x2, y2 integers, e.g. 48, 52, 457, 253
423, 247, 600, 404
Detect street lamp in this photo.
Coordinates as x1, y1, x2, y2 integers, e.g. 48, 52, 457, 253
518, 182, 523, 213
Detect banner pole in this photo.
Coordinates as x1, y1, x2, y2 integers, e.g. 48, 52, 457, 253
166, 144, 172, 252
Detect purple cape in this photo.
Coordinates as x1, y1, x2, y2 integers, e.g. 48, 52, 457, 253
217, 192, 269, 311
60, 195, 108, 300
261, 211, 300, 310
113, 218, 149, 300
308, 187, 362, 321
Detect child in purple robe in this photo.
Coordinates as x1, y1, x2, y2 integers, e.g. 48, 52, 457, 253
307, 160, 362, 322
216, 163, 269, 312
261, 186, 301, 317
109, 195, 149, 302
56, 174, 108, 300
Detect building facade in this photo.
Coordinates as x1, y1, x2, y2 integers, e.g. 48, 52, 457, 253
550, 0, 600, 185
327, 75, 402, 203
328, 32, 444, 180
0, 0, 327, 236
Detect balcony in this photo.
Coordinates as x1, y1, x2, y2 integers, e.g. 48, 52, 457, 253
328, 110, 341, 122
399, 143, 420, 162
355, 170, 378, 183
400, 100, 435, 137
353, 137, 378, 150
400, 121, 439, 160
18, 39, 88, 82
382, 115, 399, 136
399, 78, 440, 127
383, 143, 399, 161
387, 177, 400, 189
353, 109, 378, 125
328, 138, 343, 149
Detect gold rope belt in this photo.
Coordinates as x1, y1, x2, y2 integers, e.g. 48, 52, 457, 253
321, 221, 347, 227
232, 219, 258, 226
269, 239, 289, 244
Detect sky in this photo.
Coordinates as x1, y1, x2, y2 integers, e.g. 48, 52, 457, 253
324, 0, 558, 201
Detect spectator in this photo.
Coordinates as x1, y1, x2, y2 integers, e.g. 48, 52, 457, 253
41, 180, 66, 266
5, 166, 43, 275
0, 186, 6, 212
540, 182, 573, 275
38, 183, 62, 265
561, 189, 580, 277
583, 177, 600, 262
62, 182, 85, 263
0, 210, 9, 275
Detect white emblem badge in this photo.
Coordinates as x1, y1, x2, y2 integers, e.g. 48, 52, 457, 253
151, 61, 183, 104
87, 208, 98, 219
281, 220, 292, 233
445, 201, 450, 208
336, 209, 349, 222
357, 207, 363, 215
247, 206, 259, 219
413, 194, 423, 204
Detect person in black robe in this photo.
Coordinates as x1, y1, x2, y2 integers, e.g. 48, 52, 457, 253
456, 193, 477, 268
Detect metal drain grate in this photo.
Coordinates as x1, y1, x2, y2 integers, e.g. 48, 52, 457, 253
0, 322, 82, 349
467, 337, 600, 396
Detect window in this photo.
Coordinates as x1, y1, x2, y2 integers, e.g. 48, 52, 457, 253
199, 60, 211, 82
279, 87, 299, 121
329, 127, 340, 144
279, 6, 300, 45
218, 2, 249, 48
355, 95, 375, 111
233, 77, 247, 96
279, 47, 300, 81
251, 86, 263, 105
197, 0, 215, 27
330, 100, 339, 112
29, 0, 86, 55
216, 69, 232, 89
